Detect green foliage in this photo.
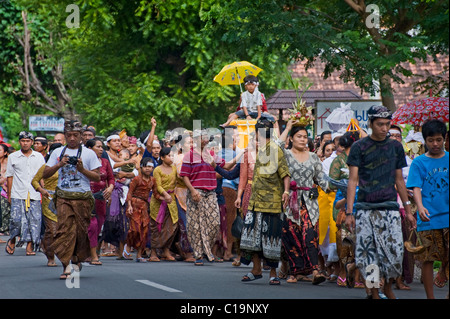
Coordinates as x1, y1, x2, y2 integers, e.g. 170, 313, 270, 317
207, 0, 449, 102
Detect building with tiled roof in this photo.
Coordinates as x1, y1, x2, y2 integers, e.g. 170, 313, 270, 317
288, 54, 449, 108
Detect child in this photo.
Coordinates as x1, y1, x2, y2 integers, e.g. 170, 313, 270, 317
406, 119, 449, 299
115, 149, 136, 185
125, 157, 155, 262
220, 75, 275, 127
149, 147, 179, 262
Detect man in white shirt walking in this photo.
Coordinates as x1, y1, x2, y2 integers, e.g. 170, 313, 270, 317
5, 131, 45, 255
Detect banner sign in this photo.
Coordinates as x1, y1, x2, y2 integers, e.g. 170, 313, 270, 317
315, 100, 382, 135
29, 115, 65, 132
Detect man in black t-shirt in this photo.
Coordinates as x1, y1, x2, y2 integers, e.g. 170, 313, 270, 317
344, 105, 416, 299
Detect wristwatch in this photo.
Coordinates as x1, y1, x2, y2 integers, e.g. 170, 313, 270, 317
403, 201, 411, 206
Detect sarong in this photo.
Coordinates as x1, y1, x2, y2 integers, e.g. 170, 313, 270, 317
355, 208, 404, 280
186, 189, 220, 261
9, 198, 42, 248
150, 207, 178, 249
223, 187, 238, 244
42, 215, 57, 259
101, 183, 128, 247
214, 203, 228, 250
127, 197, 150, 249
50, 189, 94, 265
88, 197, 107, 248
281, 204, 320, 275
0, 195, 11, 233
415, 228, 449, 281
175, 197, 193, 254
240, 209, 283, 268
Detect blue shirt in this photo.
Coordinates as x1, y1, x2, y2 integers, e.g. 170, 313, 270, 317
221, 148, 239, 190
406, 152, 449, 231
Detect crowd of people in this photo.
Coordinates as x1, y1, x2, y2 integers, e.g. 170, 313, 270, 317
0, 92, 448, 299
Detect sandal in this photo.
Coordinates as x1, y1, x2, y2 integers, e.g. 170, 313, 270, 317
337, 276, 347, 287
434, 272, 447, 288
354, 281, 365, 288
26, 251, 36, 256
269, 277, 281, 285
312, 274, 326, 285
89, 260, 103, 266
242, 272, 263, 282
161, 255, 176, 261
232, 259, 241, 267
194, 259, 204, 266
286, 275, 297, 283
345, 262, 356, 288
59, 273, 71, 280
148, 256, 161, 262
5, 239, 15, 255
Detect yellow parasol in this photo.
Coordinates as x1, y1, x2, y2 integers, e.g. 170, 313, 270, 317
213, 61, 262, 92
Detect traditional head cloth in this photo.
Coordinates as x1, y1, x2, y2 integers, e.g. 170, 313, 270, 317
64, 120, 83, 133
106, 134, 121, 142
367, 105, 392, 121
19, 131, 34, 140
119, 129, 127, 139
128, 136, 137, 145
34, 136, 48, 144
83, 125, 96, 135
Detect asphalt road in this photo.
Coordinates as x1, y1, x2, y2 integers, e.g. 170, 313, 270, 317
1, 234, 448, 314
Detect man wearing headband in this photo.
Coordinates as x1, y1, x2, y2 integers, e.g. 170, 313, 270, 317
34, 135, 48, 158
43, 120, 101, 279
345, 105, 416, 299
5, 131, 46, 256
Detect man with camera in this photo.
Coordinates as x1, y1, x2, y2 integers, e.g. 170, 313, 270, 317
43, 120, 101, 280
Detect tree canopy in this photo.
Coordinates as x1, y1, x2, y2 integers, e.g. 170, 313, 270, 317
1, 0, 448, 142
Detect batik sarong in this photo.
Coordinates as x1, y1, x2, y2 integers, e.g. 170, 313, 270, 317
9, 198, 41, 248
126, 196, 150, 249
240, 209, 283, 268
186, 189, 220, 261
281, 204, 320, 276
50, 189, 94, 265
175, 197, 193, 254
355, 208, 404, 280
42, 215, 57, 260
416, 228, 449, 281
150, 207, 178, 249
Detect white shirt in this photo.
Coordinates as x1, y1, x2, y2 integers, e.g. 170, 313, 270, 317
46, 145, 101, 193
5, 150, 46, 200
322, 151, 338, 176
240, 88, 262, 113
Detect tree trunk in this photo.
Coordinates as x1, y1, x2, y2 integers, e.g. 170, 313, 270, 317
380, 74, 396, 112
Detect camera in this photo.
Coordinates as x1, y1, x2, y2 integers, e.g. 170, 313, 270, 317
67, 156, 79, 165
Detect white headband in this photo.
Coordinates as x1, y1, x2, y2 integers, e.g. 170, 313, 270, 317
106, 134, 120, 142
389, 129, 401, 135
